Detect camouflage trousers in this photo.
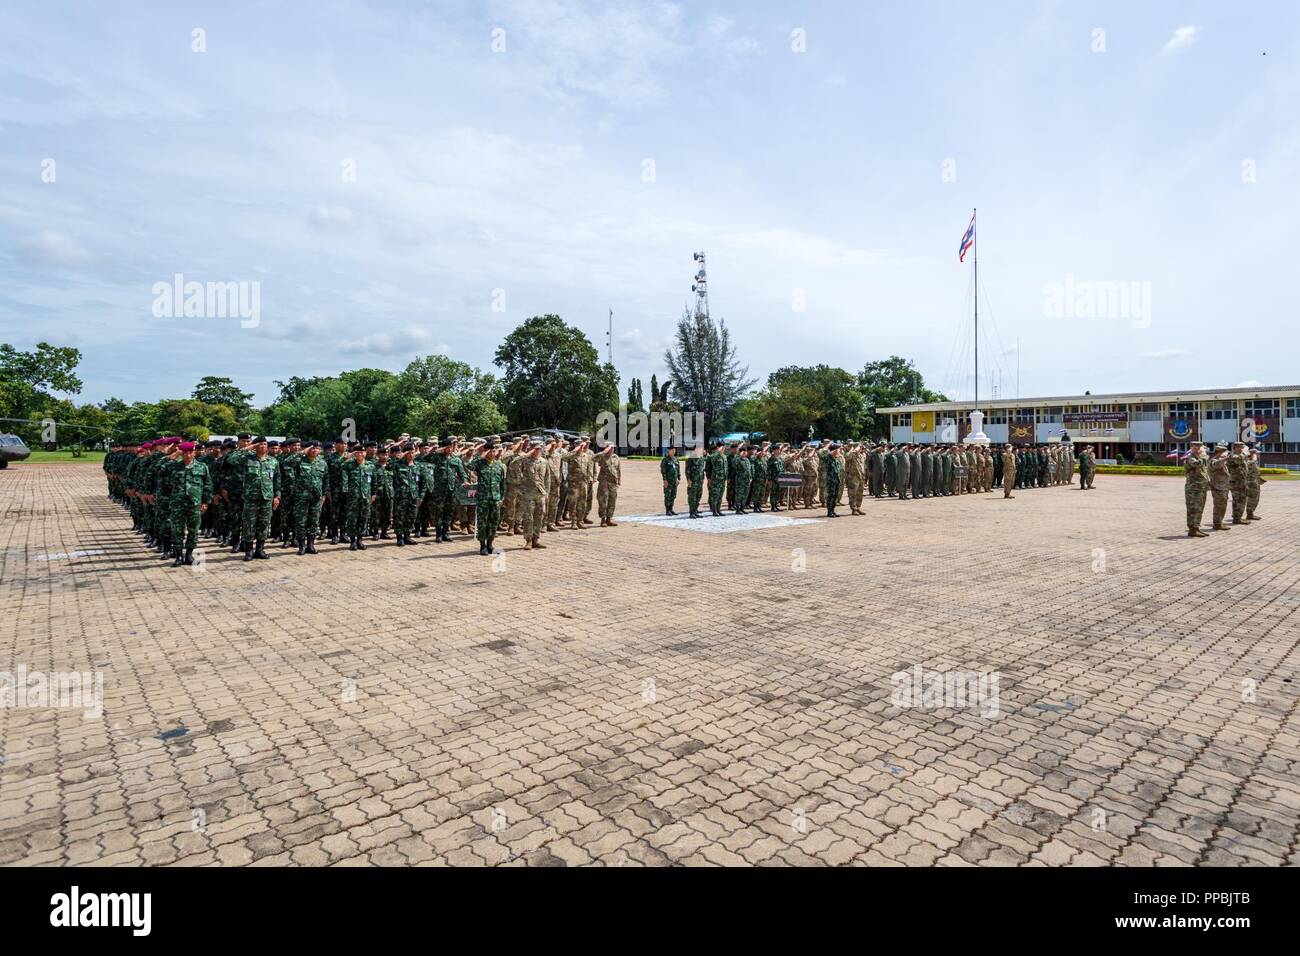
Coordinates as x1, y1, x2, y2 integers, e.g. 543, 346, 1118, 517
1230, 483, 1247, 521
520, 492, 544, 539
433, 489, 456, 535
897, 468, 910, 499
707, 478, 724, 513
293, 495, 324, 541
826, 477, 841, 512
393, 494, 418, 535
241, 496, 273, 542
477, 500, 500, 547
1004, 468, 1016, 497
663, 478, 677, 512
567, 481, 588, 527
597, 480, 618, 521
371, 492, 391, 535
170, 501, 201, 552
847, 477, 864, 511
546, 487, 560, 528
1247, 482, 1261, 516
687, 479, 702, 513
769, 478, 782, 509
749, 476, 765, 510
1211, 487, 1229, 526
347, 495, 371, 539
329, 491, 347, 534
733, 476, 750, 510
1185, 485, 1207, 530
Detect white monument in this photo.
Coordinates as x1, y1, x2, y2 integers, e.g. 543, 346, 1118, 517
966, 409, 990, 445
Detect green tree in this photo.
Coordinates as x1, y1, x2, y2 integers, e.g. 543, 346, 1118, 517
768, 365, 864, 439
493, 315, 619, 429
751, 381, 824, 444
154, 399, 238, 441
857, 356, 948, 439
0, 342, 83, 424
627, 378, 644, 413
663, 308, 755, 439
400, 354, 506, 437
191, 376, 254, 417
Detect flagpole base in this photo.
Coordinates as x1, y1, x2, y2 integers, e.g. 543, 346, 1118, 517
966, 410, 990, 446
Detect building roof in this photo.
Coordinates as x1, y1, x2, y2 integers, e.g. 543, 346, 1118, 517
880, 384, 1300, 414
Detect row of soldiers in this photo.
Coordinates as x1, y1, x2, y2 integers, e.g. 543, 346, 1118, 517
104, 432, 626, 563
659, 440, 1093, 518
1182, 441, 1266, 536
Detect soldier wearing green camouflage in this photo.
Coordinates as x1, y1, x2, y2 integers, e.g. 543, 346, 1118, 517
660, 446, 680, 515
240, 437, 280, 560
342, 443, 378, 550
470, 441, 505, 554
291, 441, 328, 554
169, 442, 212, 566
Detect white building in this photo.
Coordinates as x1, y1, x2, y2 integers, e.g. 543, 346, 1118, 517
880, 384, 1300, 468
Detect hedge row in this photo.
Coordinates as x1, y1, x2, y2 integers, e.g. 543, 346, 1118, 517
1094, 464, 1291, 477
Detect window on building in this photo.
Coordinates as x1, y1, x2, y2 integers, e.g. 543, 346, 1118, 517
1245, 399, 1279, 417
1204, 400, 1237, 421
896, 413, 911, 427
1133, 403, 1161, 422
1287, 398, 1300, 417
985, 409, 1007, 424
1167, 401, 1195, 415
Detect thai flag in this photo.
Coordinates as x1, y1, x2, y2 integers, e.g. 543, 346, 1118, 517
1165, 450, 1180, 459
959, 211, 975, 262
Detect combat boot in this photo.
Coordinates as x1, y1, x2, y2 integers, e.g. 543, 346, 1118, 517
297, 537, 307, 555
1248, 513, 1261, 521
306, 536, 318, 554
231, 537, 243, 553
523, 540, 534, 550
1188, 528, 1208, 537
532, 537, 546, 549
172, 549, 184, 567
243, 544, 254, 561
355, 539, 366, 550
253, 540, 269, 559
349, 539, 358, 551
1232, 518, 1246, 525
183, 549, 194, 565
607, 519, 618, 527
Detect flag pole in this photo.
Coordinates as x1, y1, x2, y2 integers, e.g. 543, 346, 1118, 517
973, 207, 978, 410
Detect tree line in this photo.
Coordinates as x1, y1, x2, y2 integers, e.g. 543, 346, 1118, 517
1, 311, 945, 447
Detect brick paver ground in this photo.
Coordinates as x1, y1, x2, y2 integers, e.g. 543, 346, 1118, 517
2, 461, 1298, 866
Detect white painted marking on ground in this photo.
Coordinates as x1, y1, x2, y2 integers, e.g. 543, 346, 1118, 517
620, 513, 823, 534
35, 549, 107, 561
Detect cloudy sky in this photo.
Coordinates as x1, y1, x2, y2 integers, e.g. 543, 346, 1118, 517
2, 1, 1296, 407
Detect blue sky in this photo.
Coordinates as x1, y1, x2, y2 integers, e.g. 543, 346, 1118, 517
1, 1, 1296, 407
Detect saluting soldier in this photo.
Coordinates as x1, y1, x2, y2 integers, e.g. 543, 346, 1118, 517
1001, 444, 1017, 499
169, 441, 212, 566
342, 442, 378, 550
470, 440, 505, 554
293, 440, 329, 554
241, 437, 280, 561
596, 444, 622, 526
1246, 446, 1265, 521
371, 444, 394, 539
390, 443, 423, 546
1183, 441, 1209, 536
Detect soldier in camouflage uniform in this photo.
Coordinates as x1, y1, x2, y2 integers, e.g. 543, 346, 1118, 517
823, 443, 844, 517
844, 441, 865, 514
519, 441, 549, 549
1208, 443, 1232, 530
685, 448, 706, 518
660, 445, 680, 515
240, 437, 280, 560
1227, 441, 1249, 524
768, 445, 786, 511
169, 442, 212, 566
370, 444, 393, 539
390, 443, 422, 546
1246, 447, 1264, 521
705, 441, 727, 516
732, 445, 753, 515
596, 444, 622, 526
471, 441, 505, 554
325, 438, 349, 544
342, 442, 377, 550
293, 441, 328, 554
1183, 441, 1209, 536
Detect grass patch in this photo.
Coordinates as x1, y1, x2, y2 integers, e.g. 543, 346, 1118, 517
14, 450, 106, 464
1095, 463, 1296, 479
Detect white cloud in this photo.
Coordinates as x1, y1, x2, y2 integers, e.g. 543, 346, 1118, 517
19, 229, 90, 266
260, 310, 334, 341
1142, 348, 1191, 360
339, 327, 446, 356
1161, 25, 1200, 55
729, 229, 887, 269
311, 204, 355, 228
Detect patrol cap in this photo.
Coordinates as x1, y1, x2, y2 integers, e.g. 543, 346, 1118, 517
364, 440, 378, 448
205, 439, 221, 448
284, 437, 300, 445
1215, 442, 1229, 451
222, 438, 236, 447
252, 435, 267, 443
305, 440, 320, 448
267, 440, 280, 447
237, 432, 252, 440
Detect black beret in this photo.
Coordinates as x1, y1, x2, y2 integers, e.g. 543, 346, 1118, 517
253, 436, 267, 443
237, 432, 252, 440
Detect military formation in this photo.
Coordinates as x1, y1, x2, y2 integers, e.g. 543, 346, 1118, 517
664, 439, 1089, 518
102, 432, 624, 565
1182, 440, 1266, 537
